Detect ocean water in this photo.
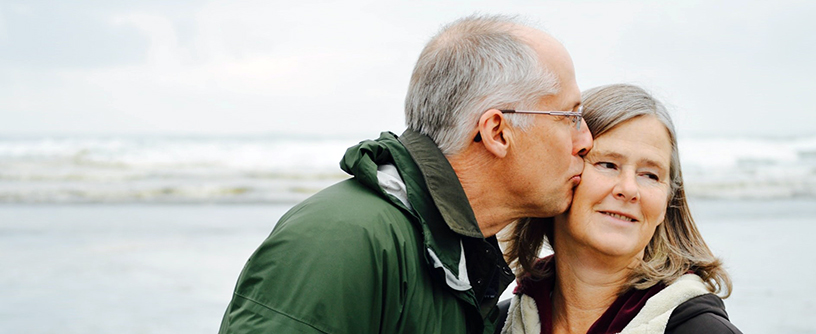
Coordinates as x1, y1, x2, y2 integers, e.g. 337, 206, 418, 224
1, 134, 816, 203
1, 135, 814, 333
0, 204, 287, 334
0, 199, 814, 333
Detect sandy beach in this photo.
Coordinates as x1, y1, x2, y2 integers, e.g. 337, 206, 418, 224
1, 199, 814, 333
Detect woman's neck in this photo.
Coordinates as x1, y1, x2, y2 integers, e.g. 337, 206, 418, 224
551, 251, 637, 334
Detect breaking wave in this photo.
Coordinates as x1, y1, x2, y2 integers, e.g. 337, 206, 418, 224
1, 134, 814, 203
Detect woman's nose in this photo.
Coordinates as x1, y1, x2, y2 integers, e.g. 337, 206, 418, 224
613, 172, 639, 202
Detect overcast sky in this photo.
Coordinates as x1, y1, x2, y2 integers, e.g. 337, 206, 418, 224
1, 0, 814, 138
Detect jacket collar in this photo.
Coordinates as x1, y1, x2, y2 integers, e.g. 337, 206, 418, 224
399, 129, 483, 238
340, 130, 513, 329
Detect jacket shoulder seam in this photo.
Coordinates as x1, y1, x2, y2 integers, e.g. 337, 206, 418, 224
231, 293, 332, 334
706, 313, 739, 334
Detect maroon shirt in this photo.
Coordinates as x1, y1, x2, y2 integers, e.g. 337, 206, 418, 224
514, 256, 665, 334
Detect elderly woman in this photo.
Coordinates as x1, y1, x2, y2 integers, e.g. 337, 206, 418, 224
500, 84, 741, 334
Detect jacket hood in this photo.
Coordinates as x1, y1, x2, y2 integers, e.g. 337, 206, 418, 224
340, 130, 482, 239
340, 131, 410, 208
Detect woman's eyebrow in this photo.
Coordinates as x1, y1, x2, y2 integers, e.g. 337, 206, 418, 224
592, 150, 668, 170
590, 150, 624, 160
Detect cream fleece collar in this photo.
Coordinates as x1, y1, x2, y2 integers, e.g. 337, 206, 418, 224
502, 274, 711, 334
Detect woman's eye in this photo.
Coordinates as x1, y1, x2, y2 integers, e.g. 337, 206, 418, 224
597, 162, 617, 170
641, 172, 660, 181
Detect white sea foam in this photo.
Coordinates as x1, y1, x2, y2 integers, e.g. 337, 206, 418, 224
0, 136, 354, 203
2, 134, 814, 202
679, 136, 816, 198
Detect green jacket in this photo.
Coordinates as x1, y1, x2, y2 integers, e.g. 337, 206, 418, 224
219, 130, 514, 333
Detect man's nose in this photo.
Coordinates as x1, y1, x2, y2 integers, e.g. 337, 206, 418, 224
573, 118, 593, 156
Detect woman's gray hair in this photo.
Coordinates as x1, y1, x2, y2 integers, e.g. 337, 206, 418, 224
404, 14, 559, 155
504, 84, 732, 298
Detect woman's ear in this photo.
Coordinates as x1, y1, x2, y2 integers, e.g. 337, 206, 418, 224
477, 109, 510, 158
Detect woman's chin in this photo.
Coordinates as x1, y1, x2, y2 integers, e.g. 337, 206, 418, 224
583, 237, 643, 260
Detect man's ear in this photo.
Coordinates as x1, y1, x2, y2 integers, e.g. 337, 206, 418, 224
477, 109, 510, 158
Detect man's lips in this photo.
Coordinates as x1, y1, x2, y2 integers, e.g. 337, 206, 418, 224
570, 175, 581, 187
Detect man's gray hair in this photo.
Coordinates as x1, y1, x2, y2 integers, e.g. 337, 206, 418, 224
404, 14, 559, 155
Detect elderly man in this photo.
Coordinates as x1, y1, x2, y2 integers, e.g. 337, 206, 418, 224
219, 15, 592, 334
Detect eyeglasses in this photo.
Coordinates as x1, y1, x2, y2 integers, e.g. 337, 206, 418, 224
473, 105, 584, 142
499, 105, 583, 130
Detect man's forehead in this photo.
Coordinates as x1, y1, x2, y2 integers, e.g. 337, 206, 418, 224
516, 26, 579, 110
537, 82, 580, 110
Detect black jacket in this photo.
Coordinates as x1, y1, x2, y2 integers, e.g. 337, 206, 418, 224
665, 294, 742, 334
